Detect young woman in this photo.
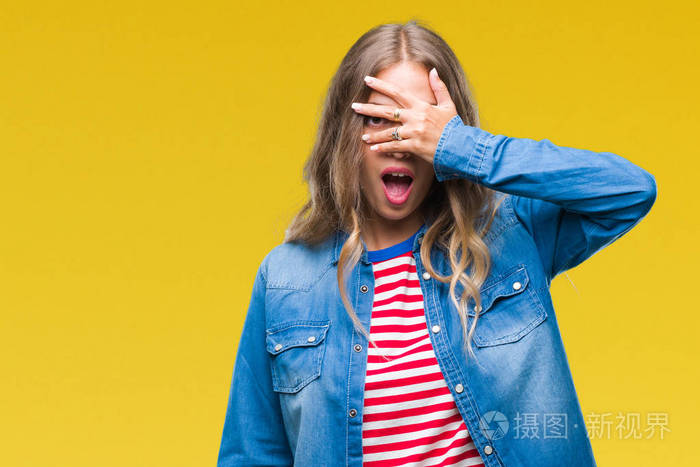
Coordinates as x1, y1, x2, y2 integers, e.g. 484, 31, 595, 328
218, 21, 656, 467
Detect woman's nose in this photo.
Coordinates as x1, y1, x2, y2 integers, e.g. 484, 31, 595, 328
388, 152, 410, 159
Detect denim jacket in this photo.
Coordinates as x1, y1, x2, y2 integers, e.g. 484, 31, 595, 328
218, 115, 657, 466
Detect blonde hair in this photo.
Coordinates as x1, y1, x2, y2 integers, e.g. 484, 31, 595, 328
284, 20, 505, 362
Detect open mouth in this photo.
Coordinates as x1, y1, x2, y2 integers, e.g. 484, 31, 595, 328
381, 172, 414, 205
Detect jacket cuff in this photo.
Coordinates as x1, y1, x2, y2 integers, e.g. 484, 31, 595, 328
433, 114, 492, 182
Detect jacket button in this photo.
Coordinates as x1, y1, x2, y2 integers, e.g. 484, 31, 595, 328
307, 336, 316, 343
474, 304, 482, 312
431, 325, 441, 333
349, 408, 357, 417
274, 344, 283, 351
512, 281, 522, 290
360, 284, 369, 293
422, 272, 431, 280
455, 383, 464, 393
354, 344, 362, 352
484, 445, 493, 455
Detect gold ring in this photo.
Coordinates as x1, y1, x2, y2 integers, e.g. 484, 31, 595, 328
393, 108, 401, 121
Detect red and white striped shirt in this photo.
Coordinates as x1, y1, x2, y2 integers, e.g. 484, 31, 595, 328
362, 233, 485, 467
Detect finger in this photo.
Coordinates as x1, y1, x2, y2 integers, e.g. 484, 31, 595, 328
368, 140, 414, 153
429, 68, 453, 108
364, 76, 421, 108
351, 102, 410, 122
362, 125, 412, 144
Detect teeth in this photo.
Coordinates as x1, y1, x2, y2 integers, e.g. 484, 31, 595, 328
390, 173, 407, 177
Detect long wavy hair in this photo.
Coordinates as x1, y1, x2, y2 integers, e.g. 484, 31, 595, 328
284, 20, 505, 362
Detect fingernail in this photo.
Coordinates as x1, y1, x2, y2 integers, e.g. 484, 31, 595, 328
351, 102, 360, 110
364, 76, 374, 84
362, 134, 369, 141
370, 144, 378, 151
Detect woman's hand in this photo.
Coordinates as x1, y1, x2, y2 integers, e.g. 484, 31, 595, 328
351, 67, 459, 164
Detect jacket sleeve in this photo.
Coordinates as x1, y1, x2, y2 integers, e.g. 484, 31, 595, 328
433, 115, 657, 282
217, 257, 294, 466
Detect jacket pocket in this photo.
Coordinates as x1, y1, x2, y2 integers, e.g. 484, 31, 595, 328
467, 264, 546, 347
265, 320, 330, 393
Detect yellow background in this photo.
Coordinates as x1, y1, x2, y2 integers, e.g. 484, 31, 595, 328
1, 1, 697, 465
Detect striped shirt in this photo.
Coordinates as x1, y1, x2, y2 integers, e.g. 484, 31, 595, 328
362, 229, 485, 467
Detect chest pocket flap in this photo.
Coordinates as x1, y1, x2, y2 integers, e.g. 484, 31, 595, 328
468, 265, 530, 317
266, 322, 330, 354
466, 265, 546, 347
265, 321, 330, 393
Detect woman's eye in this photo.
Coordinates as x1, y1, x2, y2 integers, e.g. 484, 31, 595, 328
364, 116, 388, 127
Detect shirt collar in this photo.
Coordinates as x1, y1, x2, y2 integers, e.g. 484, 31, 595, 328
331, 222, 430, 266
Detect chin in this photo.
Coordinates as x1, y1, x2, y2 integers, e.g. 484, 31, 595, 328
378, 204, 416, 221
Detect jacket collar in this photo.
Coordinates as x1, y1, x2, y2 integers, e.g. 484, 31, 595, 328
331, 222, 430, 266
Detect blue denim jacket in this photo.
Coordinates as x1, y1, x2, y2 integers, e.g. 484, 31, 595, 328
218, 115, 657, 466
